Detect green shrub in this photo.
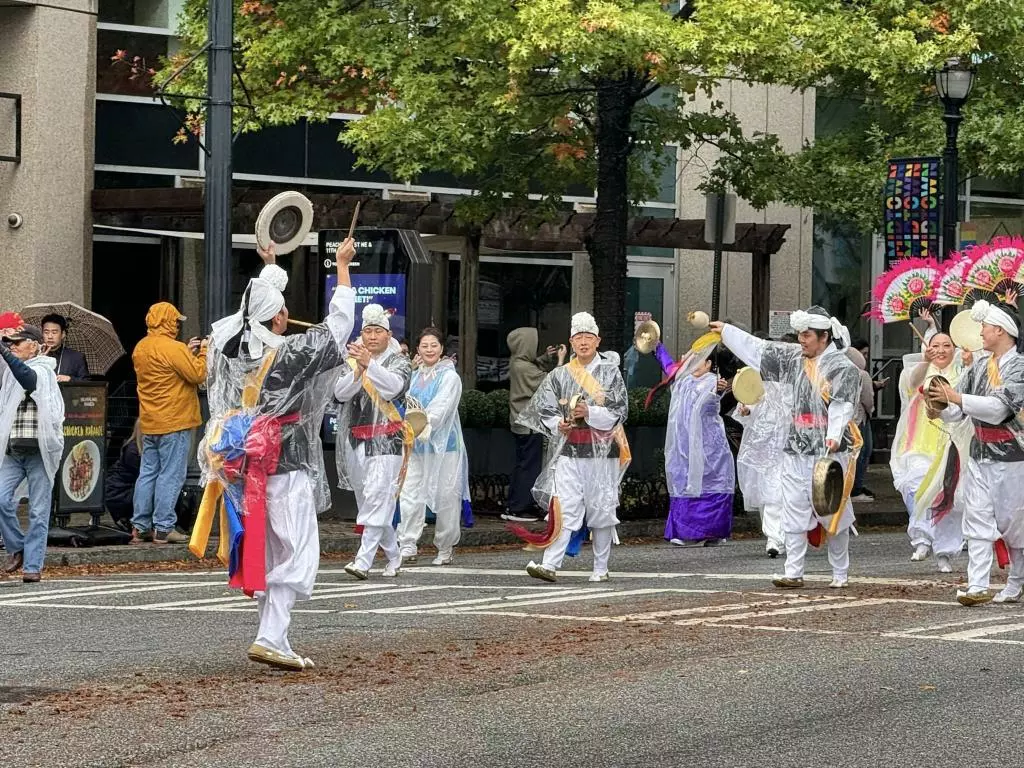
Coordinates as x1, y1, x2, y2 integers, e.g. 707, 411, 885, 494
460, 390, 495, 428
628, 386, 669, 427
486, 389, 510, 427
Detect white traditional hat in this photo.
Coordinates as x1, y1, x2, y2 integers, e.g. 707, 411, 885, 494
255, 191, 313, 255
362, 303, 390, 331
570, 312, 599, 337
971, 299, 1019, 338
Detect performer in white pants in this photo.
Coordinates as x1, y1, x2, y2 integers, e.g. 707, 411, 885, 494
733, 378, 789, 558
397, 327, 471, 565
712, 307, 862, 589
929, 300, 1024, 606
335, 304, 411, 580
512, 313, 630, 583
192, 237, 357, 671
891, 320, 966, 572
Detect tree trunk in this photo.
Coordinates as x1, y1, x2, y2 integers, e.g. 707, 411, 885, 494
585, 74, 637, 356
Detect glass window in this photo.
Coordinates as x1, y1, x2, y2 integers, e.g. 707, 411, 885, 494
623, 276, 665, 388
235, 121, 308, 178
96, 30, 168, 96
94, 170, 176, 188
447, 258, 572, 388
96, 100, 200, 169
99, 0, 173, 27
970, 175, 1024, 200
964, 202, 1024, 242
629, 206, 675, 259
811, 216, 871, 334
306, 120, 391, 183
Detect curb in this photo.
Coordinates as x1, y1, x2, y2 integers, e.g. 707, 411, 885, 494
42, 507, 909, 568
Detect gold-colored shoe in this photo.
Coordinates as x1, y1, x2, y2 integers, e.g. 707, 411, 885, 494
772, 577, 805, 589
956, 590, 993, 607
526, 561, 557, 583
247, 643, 306, 671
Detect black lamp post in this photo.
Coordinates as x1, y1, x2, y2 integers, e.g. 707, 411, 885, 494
935, 57, 975, 331
936, 57, 975, 262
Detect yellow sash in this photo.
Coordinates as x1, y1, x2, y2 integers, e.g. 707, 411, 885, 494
565, 358, 632, 468
351, 359, 416, 497
189, 353, 277, 562
802, 357, 863, 535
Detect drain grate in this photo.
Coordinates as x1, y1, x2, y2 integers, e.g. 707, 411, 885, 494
0, 686, 61, 704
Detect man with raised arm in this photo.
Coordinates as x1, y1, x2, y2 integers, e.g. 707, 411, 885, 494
710, 307, 862, 589
190, 237, 357, 671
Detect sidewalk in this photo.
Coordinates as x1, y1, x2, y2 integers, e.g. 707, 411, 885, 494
36, 465, 908, 568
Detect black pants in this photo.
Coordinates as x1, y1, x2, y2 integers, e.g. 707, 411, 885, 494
507, 433, 543, 513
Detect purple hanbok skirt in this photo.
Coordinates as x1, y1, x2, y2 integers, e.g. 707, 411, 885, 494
664, 494, 733, 541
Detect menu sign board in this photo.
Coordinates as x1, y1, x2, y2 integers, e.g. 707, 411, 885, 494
57, 383, 107, 512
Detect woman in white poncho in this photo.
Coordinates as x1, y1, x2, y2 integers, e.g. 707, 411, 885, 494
397, 327, 471, 565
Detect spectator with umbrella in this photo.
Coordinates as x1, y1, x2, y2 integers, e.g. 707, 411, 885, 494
20, 302, 126, 378
40, 314, 89, 382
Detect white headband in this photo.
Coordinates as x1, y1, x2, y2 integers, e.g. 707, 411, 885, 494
361, 303, 390, 331
571, 312, 599, 337
971, 300, 1019, 338
210, 264, 288, 359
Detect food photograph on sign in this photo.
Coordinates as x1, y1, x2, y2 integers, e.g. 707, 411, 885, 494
63, 438, 101, 503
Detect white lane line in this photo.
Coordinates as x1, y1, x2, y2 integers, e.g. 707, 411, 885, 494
672, 597, 882, 626
363, 588, 590, 614
938, 622, 1024, 641
895, 615, 1018, 635
0, 582, 226, 605
129, 584, 395, 610
447, 587, 707, 612
0, 581, 161, 601
615, 597, 827, 622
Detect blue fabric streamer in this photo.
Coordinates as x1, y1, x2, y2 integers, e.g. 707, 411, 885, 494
461, 500, 474, 528
224, 491, 245, 578
566, 526, 588, 557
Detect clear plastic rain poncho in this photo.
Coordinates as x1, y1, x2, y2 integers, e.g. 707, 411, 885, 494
516, 352, 630, 519
952, 352, 1024, 462
193, 280, 354, 595
732, 379, 790, 511
404, 359, 470, 515
664, 369, 735, 498
333, 339, 412, 526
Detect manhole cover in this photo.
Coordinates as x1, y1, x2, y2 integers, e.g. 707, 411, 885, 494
0, 686, 61, 704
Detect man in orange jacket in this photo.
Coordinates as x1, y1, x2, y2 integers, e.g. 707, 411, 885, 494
131, 303, 206, 544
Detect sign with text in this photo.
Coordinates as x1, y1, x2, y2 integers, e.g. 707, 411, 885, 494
323, 273, 407, 342
768, 311, 794, 340
57, 382, 107, 513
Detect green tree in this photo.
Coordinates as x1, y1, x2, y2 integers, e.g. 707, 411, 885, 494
158, 0, 987, 349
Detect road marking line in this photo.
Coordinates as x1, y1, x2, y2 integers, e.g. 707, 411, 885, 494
937, 622, 1024, 641
367, 588, 589, 613
672, 597, 883, 625
896, 615, 1017, 635
445, 587, 711, 612
0, 582, 225, 605
614, 597, 829, 622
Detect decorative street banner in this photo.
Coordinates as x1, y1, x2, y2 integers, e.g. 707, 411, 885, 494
57, 382, 107, 513
883, 157, 941, 267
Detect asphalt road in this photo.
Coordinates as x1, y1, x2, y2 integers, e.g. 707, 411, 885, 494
1, 532, 1022, 768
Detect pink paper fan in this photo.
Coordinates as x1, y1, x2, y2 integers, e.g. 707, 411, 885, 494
867, 258, 939, 323
963, 236, 1024, 294
934, 254, 973, 306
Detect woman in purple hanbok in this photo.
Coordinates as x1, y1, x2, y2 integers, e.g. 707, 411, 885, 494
655, 344, 735, 546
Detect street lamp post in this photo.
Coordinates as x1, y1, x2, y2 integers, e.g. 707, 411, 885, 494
935, 57, 975, 330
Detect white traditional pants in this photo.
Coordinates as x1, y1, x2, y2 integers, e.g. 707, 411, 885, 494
255, 471, 319, 657
960, 459, 1024, 591
899, 455, 963, 557
354, 524, 401, 572
779, 453, 854, 580
541, 456, 620, 575
397, 451, 463, 556
761, 500, 785, 550
349, 446, 403, 571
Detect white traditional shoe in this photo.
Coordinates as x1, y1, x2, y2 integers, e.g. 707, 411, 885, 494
432, 550, 454, 566
247, 643, 306, 671
383, 558, 402, 577
669, 538, 685, 547
829, 578, 849, 589
344, 562, 369, 580
993, 588, 1023, 604
526, 561, 557, 582
936, 554, 953, 574
910, 544, 931, 562
588, 572, 609, 583
956, 589, 993, 607
400, 547, 418, 564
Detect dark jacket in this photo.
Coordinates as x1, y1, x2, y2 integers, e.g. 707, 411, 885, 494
49, 346, 90, 380
104, 438, 141, 523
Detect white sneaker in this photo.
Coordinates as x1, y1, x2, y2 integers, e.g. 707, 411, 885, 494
936, 554, 953, 573
400, 547, 418, 564
526, 561, 557, 582
994, 588, 1023, 604
343, 562, 369, 580
829, 577, 849, 589
588, 572, 609, 583
910, 544, 931, 562
956, 589, 993, 607
432, 550, 454, 566
383, 557, 402, 577
669, 538, 685, 547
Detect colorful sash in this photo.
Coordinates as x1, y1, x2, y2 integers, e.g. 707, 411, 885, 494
352, 359, 415, 497
565, 358, 632, 469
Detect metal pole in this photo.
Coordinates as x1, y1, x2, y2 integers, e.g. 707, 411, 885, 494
203, 0, 234, 328
940, 104, 961, 332
710, 192, 725, 320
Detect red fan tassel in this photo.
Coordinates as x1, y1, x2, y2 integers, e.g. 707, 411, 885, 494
507, 497, 563, 550
995, 538, 1010, 570
807, 524, 825, 549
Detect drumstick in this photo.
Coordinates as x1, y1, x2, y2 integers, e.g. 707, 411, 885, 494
287, 319, 314, 328
347, 200, 361, 240
908, 320, 928, 345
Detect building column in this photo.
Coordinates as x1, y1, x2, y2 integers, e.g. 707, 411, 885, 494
0, 1, 95, 310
